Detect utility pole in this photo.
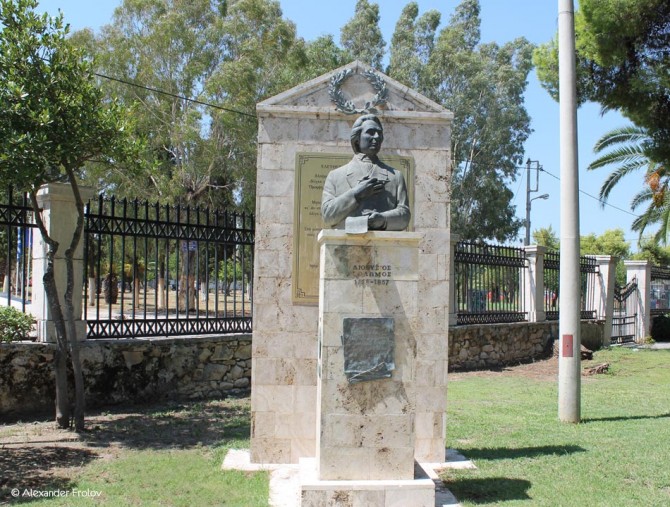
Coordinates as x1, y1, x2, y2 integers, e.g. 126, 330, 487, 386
524, 159, 548, 246
558, 0, 581, 423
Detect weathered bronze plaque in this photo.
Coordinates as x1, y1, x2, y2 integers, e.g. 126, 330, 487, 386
342, 317, 395, 383
292, 153, 414, 305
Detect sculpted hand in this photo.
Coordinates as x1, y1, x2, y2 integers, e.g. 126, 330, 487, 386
365, 211, 387, 230
353, 177, 385, 201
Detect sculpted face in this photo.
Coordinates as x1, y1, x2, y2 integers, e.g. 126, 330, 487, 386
357, 120, 384, 156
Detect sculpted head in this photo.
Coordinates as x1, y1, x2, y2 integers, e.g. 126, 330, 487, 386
350, 114, 384, 156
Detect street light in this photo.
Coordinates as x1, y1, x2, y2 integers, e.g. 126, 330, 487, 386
525, 193, 549, 246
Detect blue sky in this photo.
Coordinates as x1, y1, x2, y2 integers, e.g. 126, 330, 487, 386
36, 0, 643, 246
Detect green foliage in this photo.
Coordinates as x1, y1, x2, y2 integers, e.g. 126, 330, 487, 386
581, 228, 631, 284
650, 314, 670, 342
532, 226, 559, 250
0, 306, 34, 342
340, 0, 386, 70
80, 0, 307, 212
534, 0, 670, 167
217, 257, 244, 291
391, 0, 533, 242
387, 2, 440, 94
74, 0, 534, 240
631, 237, 670, 265
580, 228, 630, 259
585, 125, 670, 243
0, 0, 141, 194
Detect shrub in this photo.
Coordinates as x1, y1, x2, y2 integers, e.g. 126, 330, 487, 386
0, 306, 35, 342
650, 314, 670, 342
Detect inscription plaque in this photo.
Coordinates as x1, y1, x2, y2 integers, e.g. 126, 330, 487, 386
293, 152, 414, 305
342, 317, 395, 383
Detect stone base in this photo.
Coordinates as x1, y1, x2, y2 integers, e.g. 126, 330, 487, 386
300, 458, 435, 507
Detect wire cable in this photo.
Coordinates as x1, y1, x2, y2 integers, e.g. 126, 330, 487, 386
94, 72, 257, 119
539, 167, 641, 218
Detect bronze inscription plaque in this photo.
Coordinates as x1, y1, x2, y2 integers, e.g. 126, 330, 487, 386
292, 152, 414, 305
342, 317, 395, 383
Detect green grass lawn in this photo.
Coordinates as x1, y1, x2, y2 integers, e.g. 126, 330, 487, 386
5, 347, 668, 506
443, 347, 670, 506
3, 399, 268, 507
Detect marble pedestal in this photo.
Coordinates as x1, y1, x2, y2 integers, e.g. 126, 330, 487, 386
301, 230, 434, 504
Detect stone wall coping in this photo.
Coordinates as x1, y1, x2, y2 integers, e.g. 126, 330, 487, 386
36, 182, 97, 202
0, 333, 251, 349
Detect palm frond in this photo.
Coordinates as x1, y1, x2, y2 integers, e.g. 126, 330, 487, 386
588, 145, 647, 171
592, 125, 649, 153
599, 161, 652, 201
630, 188, 652, 210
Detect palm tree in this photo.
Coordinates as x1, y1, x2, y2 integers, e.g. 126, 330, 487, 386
588, 125, 668, 242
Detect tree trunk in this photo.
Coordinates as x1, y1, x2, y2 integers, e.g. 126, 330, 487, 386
178, 241, 197, 312
42, 251, 71, 428
63, 178, 87, 432
53, 345, 70, 428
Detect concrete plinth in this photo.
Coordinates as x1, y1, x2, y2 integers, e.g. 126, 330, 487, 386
317, 230, 422, 485
300, 458, 435, 507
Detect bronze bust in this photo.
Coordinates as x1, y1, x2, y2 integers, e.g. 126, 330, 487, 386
321, 114, 410, 231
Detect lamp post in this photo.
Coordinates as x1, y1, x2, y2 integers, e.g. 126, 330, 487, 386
525, 158, 548, 246
525, 193, 549, 246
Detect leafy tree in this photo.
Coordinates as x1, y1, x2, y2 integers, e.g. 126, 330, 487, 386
533, 226, 559, 251
76, 0, 306, 213
204, 0, 307, 212
632, 237, 670, 266
400, 0, 534, 242
0, 0, 140, 430
580, 229, 630, 259
387, 2, 440, 94
581, 228, 631, 285
534, 0, 670, 166
340, 0, 385, 70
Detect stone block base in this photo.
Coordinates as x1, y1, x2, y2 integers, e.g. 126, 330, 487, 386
300, 458, 435, 507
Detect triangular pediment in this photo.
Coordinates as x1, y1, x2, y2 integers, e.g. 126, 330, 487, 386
258, 61, 451, 119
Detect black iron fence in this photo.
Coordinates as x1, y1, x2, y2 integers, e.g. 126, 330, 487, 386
612, 277, 637, 343
544, 250, 560, 320
0, 187, 36, 316
84, 195, 254, 339
543, 251, 599, 321
650, 265, 670, 317
454, 242, 527, 325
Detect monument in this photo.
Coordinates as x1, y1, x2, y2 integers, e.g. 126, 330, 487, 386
243, 61, 453, 504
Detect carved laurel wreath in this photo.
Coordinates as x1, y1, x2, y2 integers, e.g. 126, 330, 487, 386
328, 68, 388, 115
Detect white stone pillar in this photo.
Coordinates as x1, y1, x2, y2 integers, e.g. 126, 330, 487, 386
625, 260, 651, 343
592, 255, 618, 346
523, 245, 547, 323
32, 183, 96, 343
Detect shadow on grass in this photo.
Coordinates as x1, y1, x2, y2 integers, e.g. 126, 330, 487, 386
0, 447, 93, 504
582, 412, 670, 423
462, 445, 586, 461
444, 477, 532, 504
80, 399, 251, 451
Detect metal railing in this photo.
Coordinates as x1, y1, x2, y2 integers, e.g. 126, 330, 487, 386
454, 242, 527, 325
612, 276, 637, 343
543, 251, 599, 321
650, 265, 670, 317
0, 187, 36, 317
84, 195, 254, 339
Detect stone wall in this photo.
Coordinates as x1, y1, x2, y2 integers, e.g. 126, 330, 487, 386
0, 334, 251, 418
449, 321, 604, 371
